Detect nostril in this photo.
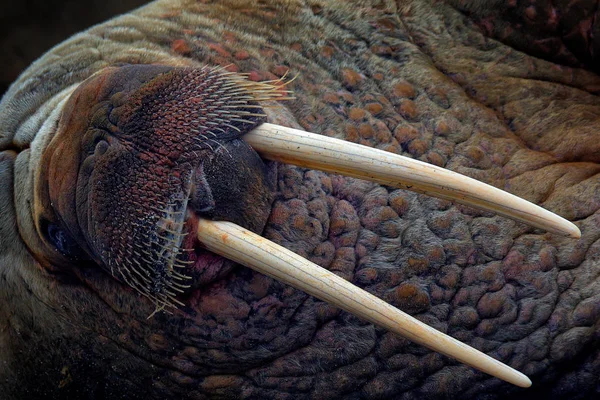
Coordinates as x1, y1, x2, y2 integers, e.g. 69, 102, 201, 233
189, 164, 216, 218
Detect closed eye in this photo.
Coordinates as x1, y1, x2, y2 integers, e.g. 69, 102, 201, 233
43, 221, 87, 261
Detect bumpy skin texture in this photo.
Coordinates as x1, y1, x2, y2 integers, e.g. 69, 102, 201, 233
0, 0, 599, 399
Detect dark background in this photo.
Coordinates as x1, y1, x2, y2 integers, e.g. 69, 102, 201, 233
0, 0, 150, 97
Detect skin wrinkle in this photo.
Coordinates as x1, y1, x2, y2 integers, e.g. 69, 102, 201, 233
0, 0, 598, 399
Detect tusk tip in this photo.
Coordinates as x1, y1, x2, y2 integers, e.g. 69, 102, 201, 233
568, 224, 582, 239
514, 373, 533, 388
558, 221, 581, 239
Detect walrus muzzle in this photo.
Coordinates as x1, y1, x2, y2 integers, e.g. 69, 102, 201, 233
33, 65, 279, 308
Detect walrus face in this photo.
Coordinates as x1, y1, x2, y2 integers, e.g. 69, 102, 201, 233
19, 63, 580, 388
33, 65, 279, 308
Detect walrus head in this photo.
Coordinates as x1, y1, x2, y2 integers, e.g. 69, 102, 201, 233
19, 63, 581, 388
32, 65, 279, 309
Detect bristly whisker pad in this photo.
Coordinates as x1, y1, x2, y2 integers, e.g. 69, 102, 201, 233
92, 65, 290, 314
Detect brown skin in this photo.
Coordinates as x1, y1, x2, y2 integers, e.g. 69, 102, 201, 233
0, 0, 599, 399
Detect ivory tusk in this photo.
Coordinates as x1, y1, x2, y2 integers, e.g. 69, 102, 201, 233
243, 123, 580, 239
196, 218, 533, 388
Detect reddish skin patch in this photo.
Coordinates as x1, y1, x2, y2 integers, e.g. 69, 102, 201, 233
268, 206, 290, 225
503, 249, 527, 281
199, 290, 250, 319
465, 146, 485, 162
344, 124, 360, 142
356, 267, 378, 284
387, 283, 430, 314
373, 18, 399, 32
434, 120, 450, 135
525, 6, 537, 20
222, 31, 237, 43
358, 123, 374, 138
208, 43, 232, 57
476, 17, 494, 36
361, 93, 376, 102
439, 269, 459, 289
408, 138, 428, 157
392, 81, 416, 98
171, 39, 192, 55
389, 195, 409, 215
348, 107, 366, 121
272, 65, 289, 77
397, 99, 418, 120
329, 219, 347, 236
381, 140, 403, 155
304, 114, 317, 125
362, 207, 398, 232
407, 258, 429, 274
159, 10, 181, 18
234, 50, 250, 60
371, 45, 392, 56
477, 291, 505, 319
365, 102, 383, 115
393, 124, 419, 143
248, 71, 262, 82
260, 48, 276, 58
339, 91, 354, 103
147, 333, 169, 352
430, 211, 453, 231
292, 215, 312, 231
321, 46, 335, 58
247, 70, 278, 82
426, 151, 444, 166
330, 247, 355, 275
340, 68, 364, 88
322, 92, 340, 104
450, 307, 479, 329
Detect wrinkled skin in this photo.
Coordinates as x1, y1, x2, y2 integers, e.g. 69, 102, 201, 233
0, 0, 599, 399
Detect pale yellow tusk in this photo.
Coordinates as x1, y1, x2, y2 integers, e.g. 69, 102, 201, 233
197, 218, 533, 388
243, 123, 580, 239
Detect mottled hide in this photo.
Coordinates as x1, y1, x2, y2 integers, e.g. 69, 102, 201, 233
0, 1, 599, 399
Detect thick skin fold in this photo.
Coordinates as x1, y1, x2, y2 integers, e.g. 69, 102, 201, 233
197, 219, 533, 388
243, 123, 581, 239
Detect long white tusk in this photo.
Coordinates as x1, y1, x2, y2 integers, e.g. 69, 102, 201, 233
197, 218, 532, 388
243, 123, 580, 239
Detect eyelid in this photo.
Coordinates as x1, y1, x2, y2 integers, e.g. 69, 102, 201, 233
42, 220, 87, 261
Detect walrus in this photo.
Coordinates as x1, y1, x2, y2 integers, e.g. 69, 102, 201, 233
0, 0, 598, 399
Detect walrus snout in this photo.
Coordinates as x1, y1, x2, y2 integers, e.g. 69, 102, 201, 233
32, 64, 285, 309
